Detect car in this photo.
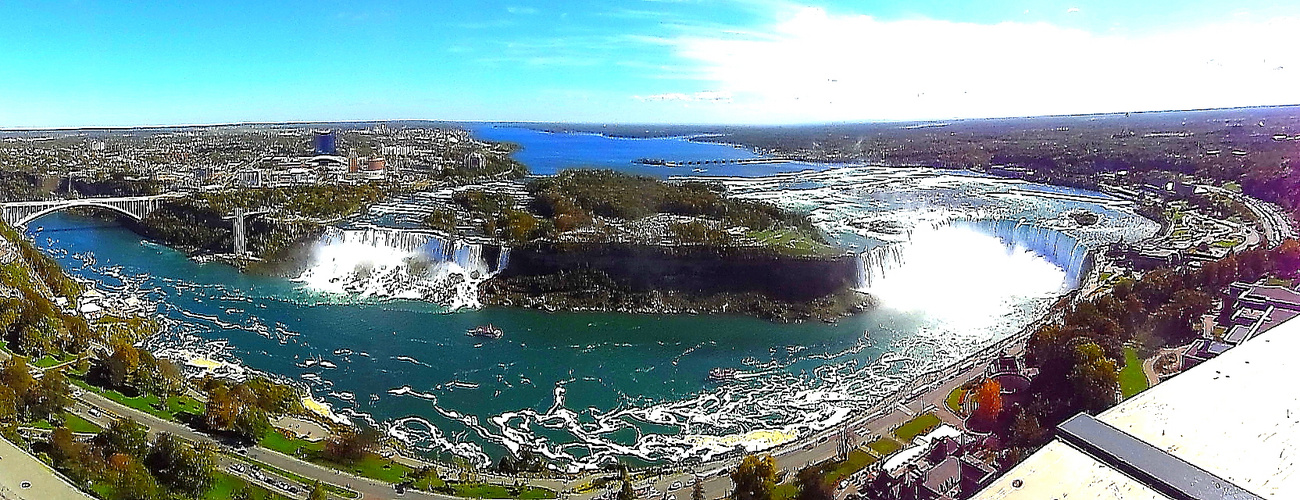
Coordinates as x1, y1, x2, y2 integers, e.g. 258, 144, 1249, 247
87, 407, 103, 417
671, 481, 683, 490
839, 481, 848, 490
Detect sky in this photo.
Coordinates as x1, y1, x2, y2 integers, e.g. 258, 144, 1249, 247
2, 0, 1300, 127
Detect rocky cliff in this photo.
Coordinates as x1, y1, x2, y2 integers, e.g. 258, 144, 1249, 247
480, 242, 871, 322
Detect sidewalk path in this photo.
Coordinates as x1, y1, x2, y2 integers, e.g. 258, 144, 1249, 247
0, 434, 95, 500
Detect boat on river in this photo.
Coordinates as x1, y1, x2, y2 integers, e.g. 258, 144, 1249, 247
467, 324, 504, 339
707, 367, 738, 382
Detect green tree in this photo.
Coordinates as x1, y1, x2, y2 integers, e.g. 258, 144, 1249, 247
321, 426, 382, 464
1069, 342, 1120, 413
30, 368, 72, 419
232, 406, 271, 442
308, 481, 328, 500
794, 465, 833, 500
423, 209, 458, 234
96, 418, 151, 459
617, 467, 636, 500
729, 455, 777, 500
145, 433, 217, 498
0, 356, 35, 407
0, 385, 18, 423
111, 453, 161, 500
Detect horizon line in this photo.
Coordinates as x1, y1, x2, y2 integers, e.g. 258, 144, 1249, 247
4, 103, 1299, 133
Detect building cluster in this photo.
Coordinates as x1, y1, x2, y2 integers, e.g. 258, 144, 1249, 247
1100, 172, 1253, 270
855, 425, 999, 500
0, 123, 511, 195
1182, 281, 1300, 368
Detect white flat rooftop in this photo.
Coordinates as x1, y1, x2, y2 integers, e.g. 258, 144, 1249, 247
973, 313, 1300, 499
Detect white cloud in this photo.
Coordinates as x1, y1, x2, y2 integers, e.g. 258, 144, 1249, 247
652, 7, 1300, 122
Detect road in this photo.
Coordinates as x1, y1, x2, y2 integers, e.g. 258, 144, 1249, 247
1200, 184, 1297, 247
65, 391, 451, 500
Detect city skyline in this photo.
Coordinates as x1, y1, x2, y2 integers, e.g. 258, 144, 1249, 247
3, 0, 1300, 127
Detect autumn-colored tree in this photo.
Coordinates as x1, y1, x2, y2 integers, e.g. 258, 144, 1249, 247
730, 454, 777, 500
972, 378, 1003, 423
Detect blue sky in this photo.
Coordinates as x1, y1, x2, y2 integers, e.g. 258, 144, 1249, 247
2, 0, 1299, 127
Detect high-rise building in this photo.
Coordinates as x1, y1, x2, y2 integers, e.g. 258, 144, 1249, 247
313, 130, 337, 155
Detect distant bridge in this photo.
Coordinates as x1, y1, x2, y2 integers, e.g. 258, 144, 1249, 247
1, 194, 179, 229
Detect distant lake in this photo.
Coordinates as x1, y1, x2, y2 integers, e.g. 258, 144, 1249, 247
470, 125, 834, 178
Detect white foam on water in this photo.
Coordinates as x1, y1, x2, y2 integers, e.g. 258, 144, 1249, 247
294, 225, 509, 311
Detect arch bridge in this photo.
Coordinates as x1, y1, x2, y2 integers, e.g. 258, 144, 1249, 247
1, 194, 179, 229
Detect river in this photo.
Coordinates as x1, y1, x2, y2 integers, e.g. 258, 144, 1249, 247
26, 127, 1158, 472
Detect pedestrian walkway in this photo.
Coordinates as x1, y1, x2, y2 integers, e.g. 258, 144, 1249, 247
0, 436, 95, 500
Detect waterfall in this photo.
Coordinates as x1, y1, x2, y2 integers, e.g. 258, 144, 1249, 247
295, 225, 509, 311
855, 218, 1095, 293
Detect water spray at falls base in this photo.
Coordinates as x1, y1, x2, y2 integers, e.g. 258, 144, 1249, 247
856, 221, 1075, 330
295, 226, 509, 310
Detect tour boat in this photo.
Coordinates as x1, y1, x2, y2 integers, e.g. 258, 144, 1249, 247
466, 324, 504, 339
707, 367, 738, 382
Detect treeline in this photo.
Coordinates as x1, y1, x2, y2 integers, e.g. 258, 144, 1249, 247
436, 154, 529, 182
1003, 240, 1300, 454
199, 376, 302, 442
1, 221, 91, 357
0, 170, 43, 201
132, 183, 396, 257
62, 172, 162, 197
0, 355, 73, 426
712, 107, 1300, 222
47, 418, 219, 500
195, 183, 392, 220
526, 169, 822, 243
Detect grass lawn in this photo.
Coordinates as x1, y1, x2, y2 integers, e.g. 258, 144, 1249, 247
29, 412, 104, 433
823, 449, 877, 484
1119, 347, 1150, 399
70, 377, 204, 421
258, 431, 408, 495
411, 470, 446, 490
944, 387, 966, 415
892, 412, 941, 443
259, 431, 324, 456
32, 355, 67, 368
209, 471, 291, 500
746, 229, 837, 257
329, 454, 414, 484
772, 482, 799, 500
866, 437, 902, 457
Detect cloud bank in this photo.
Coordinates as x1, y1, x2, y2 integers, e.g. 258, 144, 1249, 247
650, 7, 1300, 122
